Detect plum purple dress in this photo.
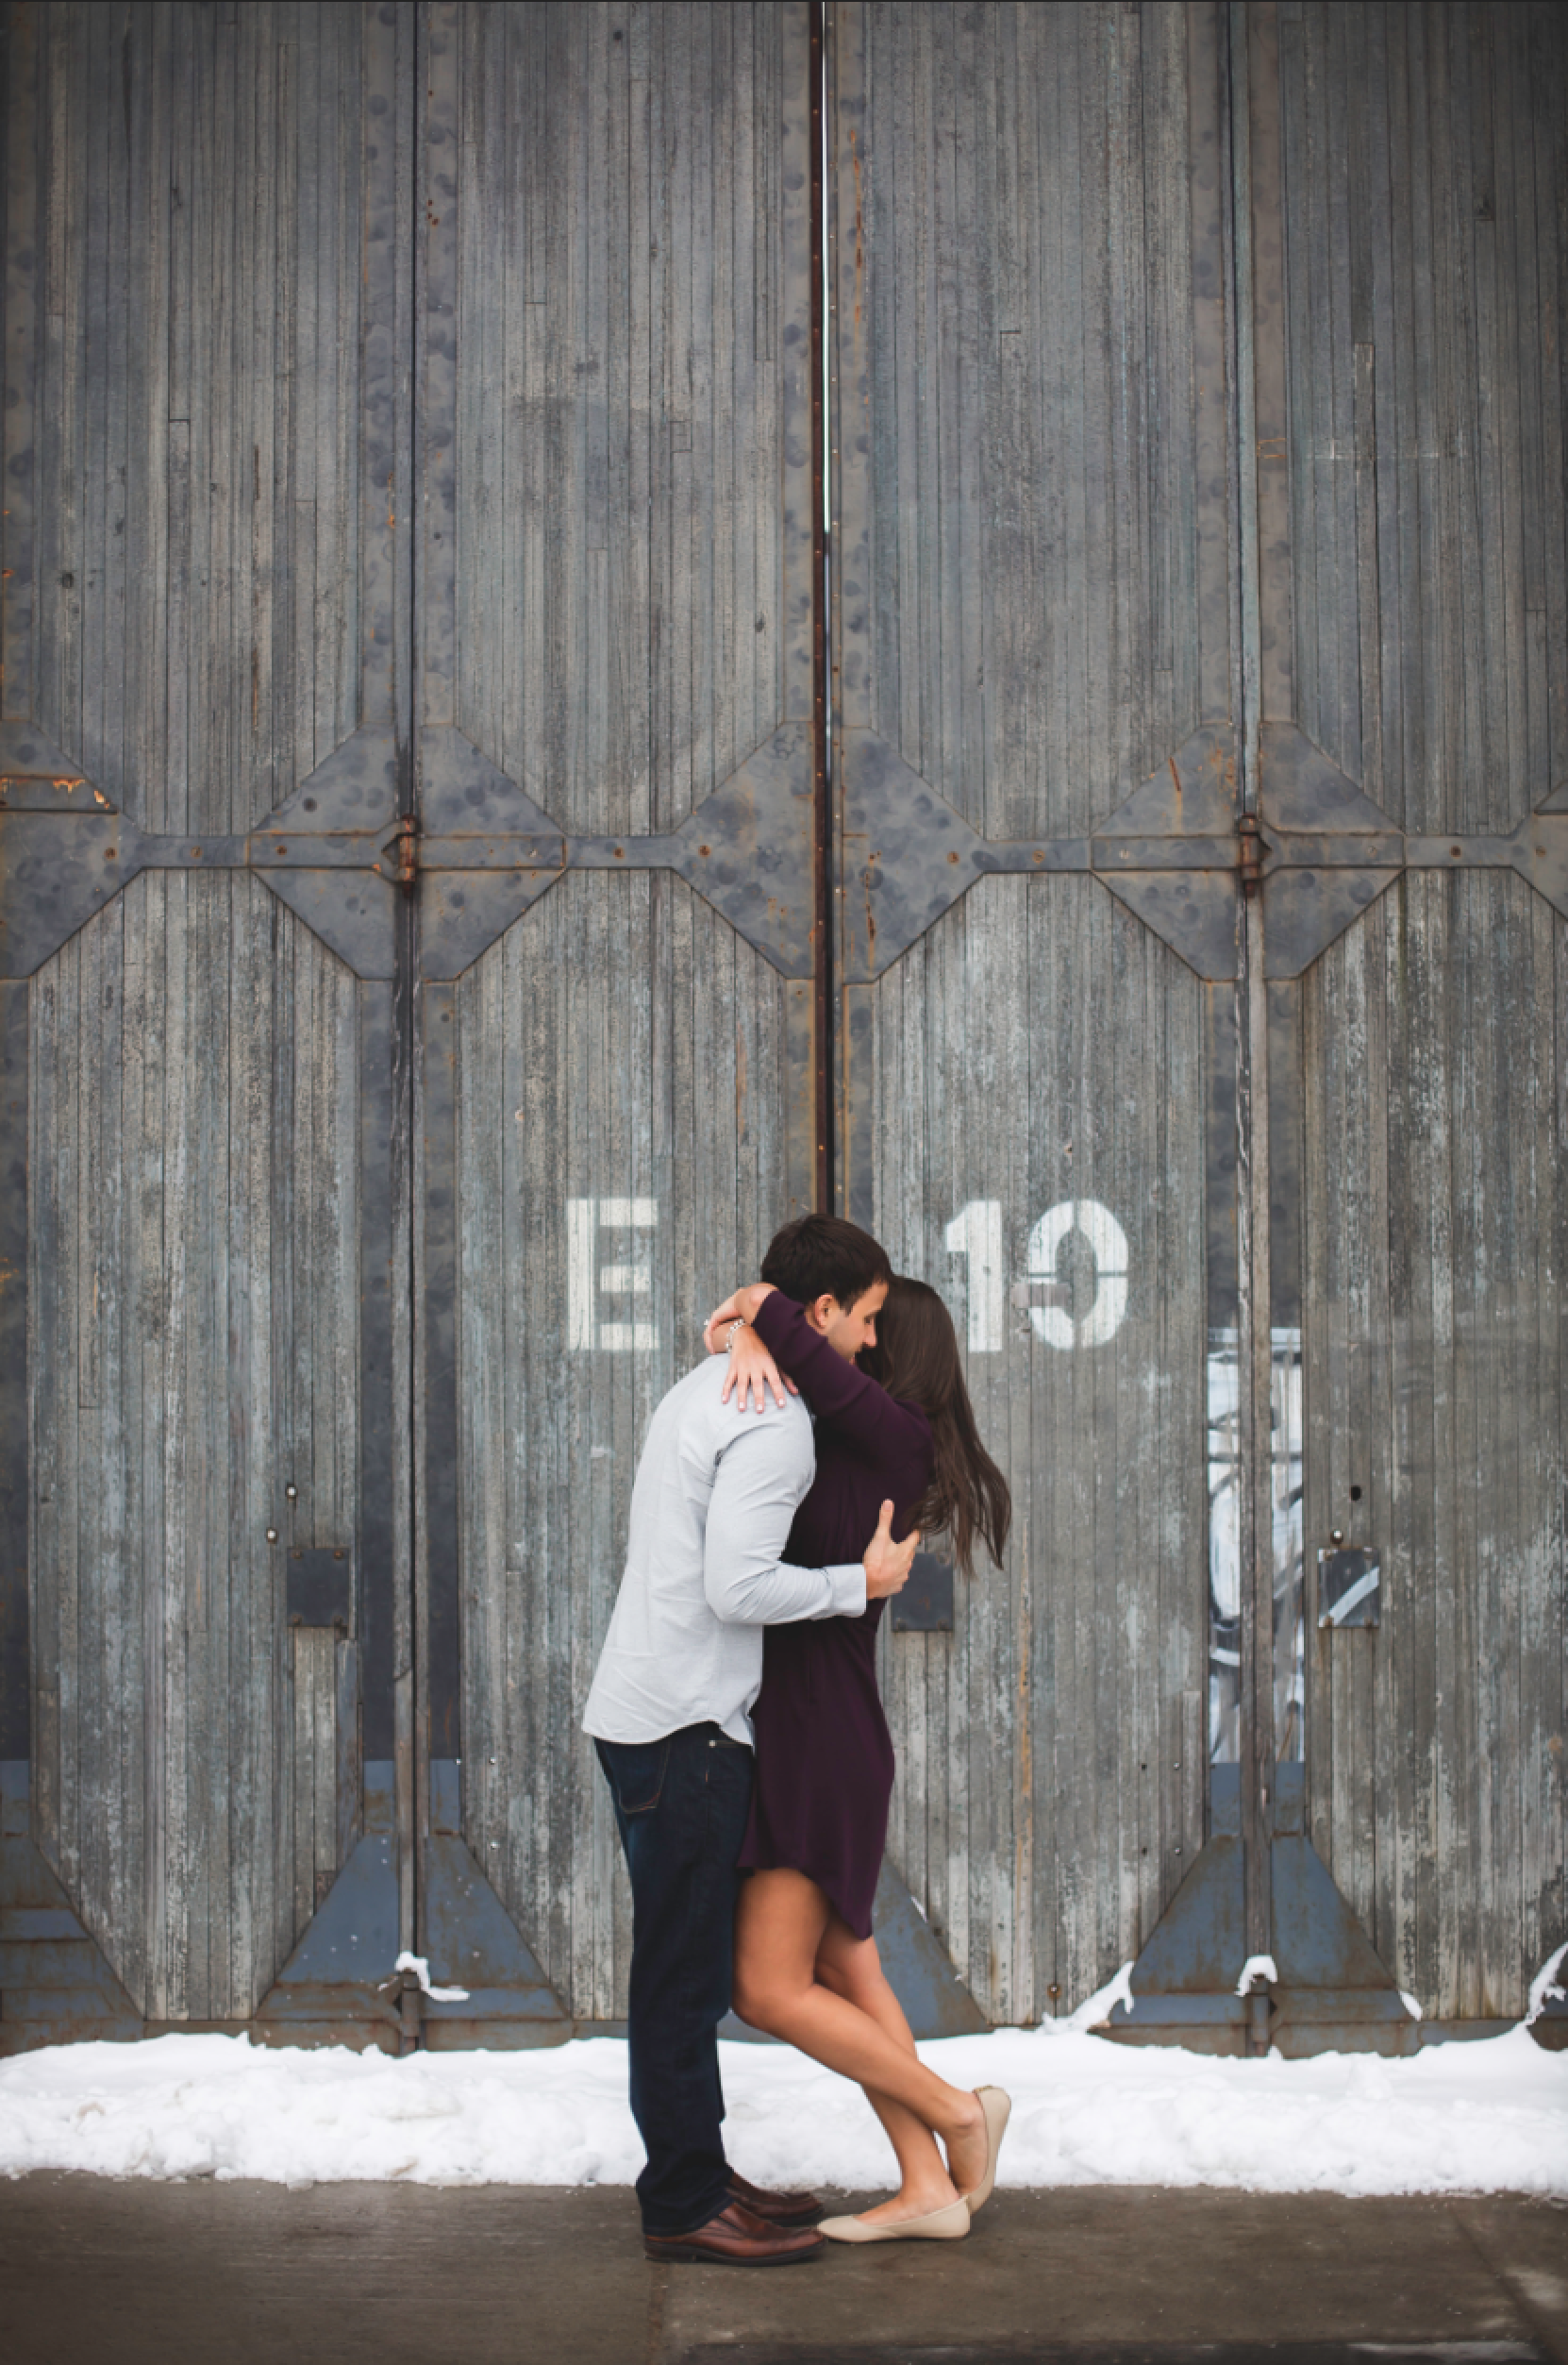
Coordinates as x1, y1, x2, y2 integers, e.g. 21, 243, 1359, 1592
736, 1290, 933, 1939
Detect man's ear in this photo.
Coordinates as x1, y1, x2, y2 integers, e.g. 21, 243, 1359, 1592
803, 1293, 838, 1335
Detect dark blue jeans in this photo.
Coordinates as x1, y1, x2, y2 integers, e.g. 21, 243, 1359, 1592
594, 1723, 754, 2237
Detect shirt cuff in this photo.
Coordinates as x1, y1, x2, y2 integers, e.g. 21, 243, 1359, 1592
825, 1560, 867, 1618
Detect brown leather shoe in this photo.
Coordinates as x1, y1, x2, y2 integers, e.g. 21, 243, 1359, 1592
643, 2197, 826, 2266
726, 2169, 826, 2226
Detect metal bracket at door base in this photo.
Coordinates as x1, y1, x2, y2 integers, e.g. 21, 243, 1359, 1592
0, 1763, 142, 2056
1093, 1768, 1420, 2058
414, 1761, 570, 2050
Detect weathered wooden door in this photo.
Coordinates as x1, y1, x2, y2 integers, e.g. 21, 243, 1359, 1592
1260, 1, 1568, 2027
828, 0, 1230, 2027
404, 0, 826, 2034
5, 0, 1563, 2054
827, 0, 1567, 2043
1, 0, 415, 2041
1, 0, 830, 2048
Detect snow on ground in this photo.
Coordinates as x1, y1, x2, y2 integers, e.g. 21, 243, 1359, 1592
4, 1980, 1565, 2198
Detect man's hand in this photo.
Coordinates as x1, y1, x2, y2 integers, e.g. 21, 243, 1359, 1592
862, 1500, 919, 1600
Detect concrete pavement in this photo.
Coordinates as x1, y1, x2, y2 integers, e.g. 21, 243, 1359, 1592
2, 2177, 1565, 2365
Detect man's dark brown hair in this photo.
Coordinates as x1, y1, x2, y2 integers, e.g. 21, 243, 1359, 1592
760, 1213, 892, 1311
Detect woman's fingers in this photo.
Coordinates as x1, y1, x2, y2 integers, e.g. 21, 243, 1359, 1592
724, 1332, 787, 1413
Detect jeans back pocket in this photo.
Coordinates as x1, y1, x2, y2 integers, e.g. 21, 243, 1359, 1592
599, 1736, 671, 1816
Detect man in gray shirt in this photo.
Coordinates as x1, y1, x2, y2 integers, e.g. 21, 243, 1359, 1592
583, 1214, 912, 2267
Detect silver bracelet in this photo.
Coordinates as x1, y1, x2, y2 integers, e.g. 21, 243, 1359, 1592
723, 1317, 748, 1353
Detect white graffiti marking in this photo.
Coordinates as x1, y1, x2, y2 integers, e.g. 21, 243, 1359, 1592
945, 1199, 1129, 1350
568, 1198, 659, 1351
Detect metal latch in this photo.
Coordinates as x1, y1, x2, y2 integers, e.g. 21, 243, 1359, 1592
387, 813, 420, 891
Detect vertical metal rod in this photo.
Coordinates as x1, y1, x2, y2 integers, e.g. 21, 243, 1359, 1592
809, 0, 832, 1214
394, 0, 426, 2001
1225, 0, 1276, 2037
0, 984, 28, 1770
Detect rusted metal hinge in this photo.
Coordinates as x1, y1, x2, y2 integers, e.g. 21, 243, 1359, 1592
388, 813, 420, 892
378, 1965, 425, 2055
1237, 813, 1264, 896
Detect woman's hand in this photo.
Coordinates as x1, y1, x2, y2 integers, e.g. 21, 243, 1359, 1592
722, 1324, 795, 1413
702, 1281, 776, 1355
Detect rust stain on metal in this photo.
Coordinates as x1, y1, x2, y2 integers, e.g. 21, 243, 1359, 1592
391, 813, 419, 892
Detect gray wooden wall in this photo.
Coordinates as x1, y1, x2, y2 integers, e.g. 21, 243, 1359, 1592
868, 876, 1209, 2024
455, 872, 797, 2020
837, 0, 1210, 837
436, 2, 816, 2021
832, 1, 1225, 2019
7, 0, 1564, 2038
30, 873, 361, 2021
32, 0, 372, 832
1275, 3, 1568, 2020
1278, 1, 1566, 832
14, 0, 395, 2021
451, 1, 803, 833
1302, 874, 1568, 2023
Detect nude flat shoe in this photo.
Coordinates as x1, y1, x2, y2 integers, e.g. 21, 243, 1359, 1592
818, 2198, 971, 2243
960, 2085, 1012, 2217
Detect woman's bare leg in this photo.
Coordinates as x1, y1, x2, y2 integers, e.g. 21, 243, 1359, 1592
732, 1869, 986, 2207
813, 1920, 957, 2221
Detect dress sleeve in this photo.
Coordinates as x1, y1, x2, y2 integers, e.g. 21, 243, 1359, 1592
751, 1290, 930, 1466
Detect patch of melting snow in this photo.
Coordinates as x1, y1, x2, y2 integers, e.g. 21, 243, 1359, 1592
3, 1993, 1564, 2197
1526, 1939, 1567, 2027
392, 1952, 469, 2004
1235, 1954, 1278, 1997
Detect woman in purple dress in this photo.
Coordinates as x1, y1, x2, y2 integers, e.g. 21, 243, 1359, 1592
704, 1255, 1011, 2242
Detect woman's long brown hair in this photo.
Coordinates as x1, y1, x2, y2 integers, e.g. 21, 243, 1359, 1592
864, 1278, 1011, 1579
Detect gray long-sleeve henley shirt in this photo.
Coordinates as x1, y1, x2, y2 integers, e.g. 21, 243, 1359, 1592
581, 1355, 866, 1749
